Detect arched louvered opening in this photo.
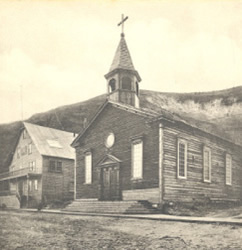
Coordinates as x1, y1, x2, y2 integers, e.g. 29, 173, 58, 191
121, 77, 132, 90
109, 79, 116, 92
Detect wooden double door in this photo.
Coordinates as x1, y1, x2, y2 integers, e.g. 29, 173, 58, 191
99, 164, 121, 201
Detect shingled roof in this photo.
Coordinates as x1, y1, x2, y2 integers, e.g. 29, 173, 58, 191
24, 122, 75, 160
109, 34, 136, 72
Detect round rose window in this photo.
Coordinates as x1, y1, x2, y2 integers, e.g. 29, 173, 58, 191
105, 133, 115, 148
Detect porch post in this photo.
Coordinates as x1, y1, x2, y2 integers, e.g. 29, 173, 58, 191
26, 175, 29, 208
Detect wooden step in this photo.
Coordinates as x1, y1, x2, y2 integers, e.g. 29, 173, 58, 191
63, 200, 158, 214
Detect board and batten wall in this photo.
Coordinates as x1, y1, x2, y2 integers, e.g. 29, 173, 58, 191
162, 120, 242, 203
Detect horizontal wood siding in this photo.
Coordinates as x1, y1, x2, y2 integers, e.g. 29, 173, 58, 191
75, 104, 159, 199
162, 122, 242, 203
9, 129, 42, 173
42, 156, 74, 202
123, 188, 160, 203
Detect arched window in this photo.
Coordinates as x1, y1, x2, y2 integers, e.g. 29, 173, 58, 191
109, 79, 116, 92
122, 77, 132, 90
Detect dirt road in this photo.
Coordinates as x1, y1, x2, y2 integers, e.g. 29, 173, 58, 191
0, 211, 241, 249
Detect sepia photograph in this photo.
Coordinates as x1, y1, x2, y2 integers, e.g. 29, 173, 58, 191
0, 0, 242, 249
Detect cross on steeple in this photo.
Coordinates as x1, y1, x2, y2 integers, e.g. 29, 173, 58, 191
117, 14, 128, 35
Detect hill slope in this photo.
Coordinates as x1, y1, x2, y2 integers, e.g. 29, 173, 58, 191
0, 86, 242, 173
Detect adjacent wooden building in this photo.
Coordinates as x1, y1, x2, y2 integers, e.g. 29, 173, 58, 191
0, 122, 75, 208
71, 32, 242, 207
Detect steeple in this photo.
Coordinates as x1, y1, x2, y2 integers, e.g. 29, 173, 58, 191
105, 15, 141, 108
109, 34, 135, 72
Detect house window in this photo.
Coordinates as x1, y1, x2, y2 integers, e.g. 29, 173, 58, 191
131, 140, 143, 179
28, 143, 32, 154
57, 161, 62, 173
225, 154, 232, 185
29, 161, 36, 172
34, 180, 38, 190
85, 153, 92, 184
49, 160, 62, 173
17, 148, 21, 159
203, 146, 211, 182
49, 160, 56, 172
177, 139, 187, 179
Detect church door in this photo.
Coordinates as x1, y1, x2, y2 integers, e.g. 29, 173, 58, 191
100, 164, 120, 201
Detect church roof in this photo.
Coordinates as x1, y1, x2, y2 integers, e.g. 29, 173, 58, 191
109, 34, 136, 72
71, 100, 158, 147
23, 122, 75, 160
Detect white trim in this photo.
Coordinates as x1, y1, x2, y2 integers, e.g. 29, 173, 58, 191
84, 152, 92, 184
203, 146, 211, 183
177, 138, 187, 179
159, 123, 163, 203
74, 152, 77, 200
131, 139, 143, 180
225, 153, 232, 186
34, 179, 38, 190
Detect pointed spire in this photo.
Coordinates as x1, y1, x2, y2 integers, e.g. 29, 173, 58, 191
109, 34, 136, 72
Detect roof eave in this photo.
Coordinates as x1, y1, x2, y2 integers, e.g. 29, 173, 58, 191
104, 68, 141, 82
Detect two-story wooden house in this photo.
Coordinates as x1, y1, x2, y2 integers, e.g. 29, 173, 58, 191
0, 122, 75, 208
67, 31, 242, 213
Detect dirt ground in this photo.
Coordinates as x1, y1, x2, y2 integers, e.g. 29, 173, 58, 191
0, 211, 241, 250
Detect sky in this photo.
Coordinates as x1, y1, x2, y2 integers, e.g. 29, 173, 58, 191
0, 0, 242, 124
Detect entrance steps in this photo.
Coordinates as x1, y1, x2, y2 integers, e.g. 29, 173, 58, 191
63, 199, 158, 214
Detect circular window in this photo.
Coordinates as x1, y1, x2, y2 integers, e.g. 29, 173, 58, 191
105, 133, 115, 148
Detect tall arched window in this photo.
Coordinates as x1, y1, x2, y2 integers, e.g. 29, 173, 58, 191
109, 79, 116, 92
122, 77, 132, 90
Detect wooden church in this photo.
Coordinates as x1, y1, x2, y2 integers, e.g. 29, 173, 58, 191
68, 24, 242, 213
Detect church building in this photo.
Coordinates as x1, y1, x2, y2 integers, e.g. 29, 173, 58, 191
70, 28, 242, 211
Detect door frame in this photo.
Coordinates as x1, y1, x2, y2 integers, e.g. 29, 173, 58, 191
96, 154, 122, 201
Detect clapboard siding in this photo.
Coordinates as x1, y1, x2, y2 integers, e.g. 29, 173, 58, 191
42, 156, 74, 202
75, 104, 159, 199
162, 122, 242, 202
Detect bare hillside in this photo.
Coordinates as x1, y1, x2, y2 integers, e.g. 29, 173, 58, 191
0, 86, 241, 172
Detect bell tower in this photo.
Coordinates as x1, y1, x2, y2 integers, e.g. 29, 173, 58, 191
104, 15, 141, 108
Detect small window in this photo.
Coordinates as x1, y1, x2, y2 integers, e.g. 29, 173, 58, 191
29, 161, 36, 172
131, 140, 143, 179
109, 79, 116, 92
85, 153, 92, 184
225, 154, 232, 185
17, 148, 21, 159
49, 160, 56, 172
34, 180, 38, 190
177, 139, 187, 179
28, 143, 32, 154
122, 76, 132, 90
57, 161, 62, 172
203, 146, 211, 182
23, 129, 27, 139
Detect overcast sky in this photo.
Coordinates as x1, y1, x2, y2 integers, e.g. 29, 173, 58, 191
0, 0, 242, 124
